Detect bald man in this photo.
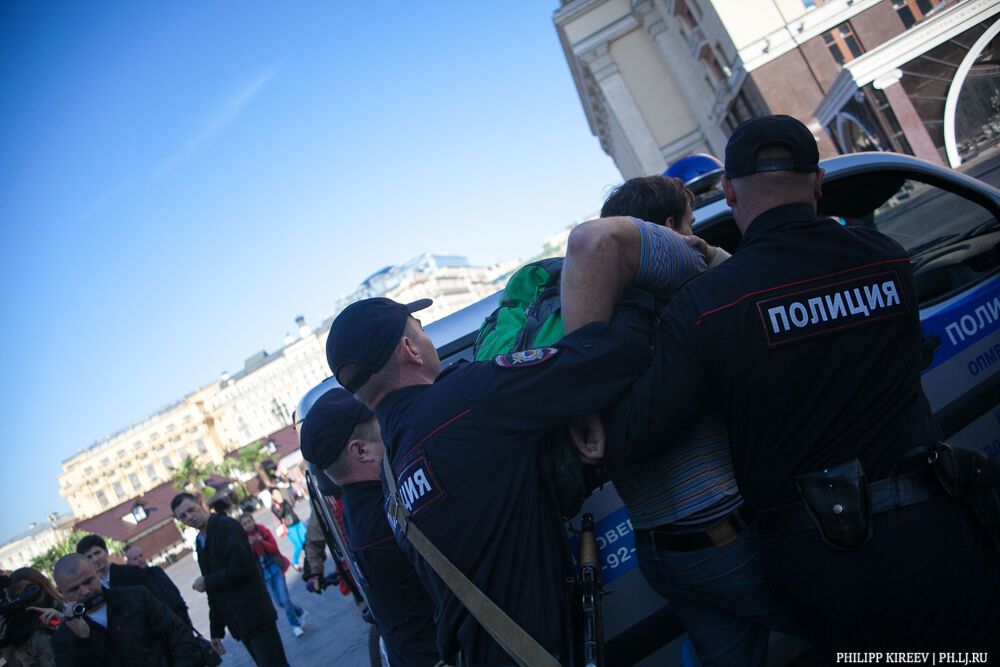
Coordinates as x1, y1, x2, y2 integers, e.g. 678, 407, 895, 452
47, 554, 201, 667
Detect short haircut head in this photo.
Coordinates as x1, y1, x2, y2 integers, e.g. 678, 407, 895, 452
601, 176, 693, 227
324, 416, 379, 483
170, 492, 199, 513
53, 553, 94, 583
75, 534, 107, 555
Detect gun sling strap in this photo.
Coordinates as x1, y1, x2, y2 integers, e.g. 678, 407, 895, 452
382, 456, 561, 667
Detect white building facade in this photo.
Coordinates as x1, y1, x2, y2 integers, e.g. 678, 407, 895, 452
58, 385, 231, 519
0, 517, 75, 571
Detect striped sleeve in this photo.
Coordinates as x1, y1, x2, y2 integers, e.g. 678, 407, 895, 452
631, 217, 707, 295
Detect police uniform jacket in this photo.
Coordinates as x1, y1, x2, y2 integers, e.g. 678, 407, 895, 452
341, 481, 440, 667
375, 290, 655, 665
196, 513, 277, 641
628, 203, 938, 510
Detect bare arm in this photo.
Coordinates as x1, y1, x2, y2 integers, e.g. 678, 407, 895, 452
561, 217, 641, 333
562, 217, 708, 334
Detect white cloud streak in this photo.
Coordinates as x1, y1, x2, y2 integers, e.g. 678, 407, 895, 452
150, 65, 278, 180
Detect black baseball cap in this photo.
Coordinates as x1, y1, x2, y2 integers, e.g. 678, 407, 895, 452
299, 388, 373, 470
724, 115, 819, 178
326, 297, 433, 393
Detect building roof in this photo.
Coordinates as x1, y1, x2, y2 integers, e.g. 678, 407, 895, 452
74, 479, 201, 543
0, 517, 75, 550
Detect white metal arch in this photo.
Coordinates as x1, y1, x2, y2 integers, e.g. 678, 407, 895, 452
834, 110, 882, 153
944, 18, 1000, 167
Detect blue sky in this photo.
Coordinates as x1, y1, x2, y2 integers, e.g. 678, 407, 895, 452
0, 2, 624, 542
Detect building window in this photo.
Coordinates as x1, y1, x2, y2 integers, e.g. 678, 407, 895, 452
96, 490, 109, 508
116, 449, 127, 460
802, 0, 824, 7
161, 455, 173, 470
196, 439, 208, 454
700, 45, 726, 82
723, 87, 761, 134
893, 0, 941, 29
100, 458, 110, 468
84, 466, 94, 476
132, 441, 142, 450
866, 87, 913, 155
822, 23, 864, 65
128, 473, 141, 491
675, 0, 697, 29
113, 482, 126, 499
145, 465, 158, 482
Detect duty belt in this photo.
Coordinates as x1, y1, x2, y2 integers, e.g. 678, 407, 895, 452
634, 504, 755, 552
757, 468, 944, 537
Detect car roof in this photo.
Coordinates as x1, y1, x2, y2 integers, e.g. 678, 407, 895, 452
691, 151, 1000, 233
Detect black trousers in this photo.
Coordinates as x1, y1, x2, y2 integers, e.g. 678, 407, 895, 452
760, 495, 1000, 654
242, 622, 289, 667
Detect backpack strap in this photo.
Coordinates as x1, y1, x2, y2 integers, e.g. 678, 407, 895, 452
382, 456, 560, 667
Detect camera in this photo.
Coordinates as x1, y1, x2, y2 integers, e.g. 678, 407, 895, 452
68, 592, 105, 620
0, 584, 45, 647
0, 584, 41, 620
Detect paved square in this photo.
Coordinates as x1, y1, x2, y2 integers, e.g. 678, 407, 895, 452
165, 500, 372, 666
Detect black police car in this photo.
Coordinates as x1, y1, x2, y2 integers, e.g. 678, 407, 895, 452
301, 150, 1000, 666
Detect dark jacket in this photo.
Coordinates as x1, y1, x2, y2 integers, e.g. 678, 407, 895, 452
146, 566, 192, 627
109, 563, 191, 626
51, 586, 201, 667
196, 513, 277, 640
107, 562, 147, 588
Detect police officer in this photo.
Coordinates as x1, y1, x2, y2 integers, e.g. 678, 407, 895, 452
560, 115, 1000, 651
597, 175, 796, 667
325, 293, 655, 665
299, 386, 442, 667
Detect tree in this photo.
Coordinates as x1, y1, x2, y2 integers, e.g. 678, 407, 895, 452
30, 530, 124, 577
171, 455, 217, 498
215, 441, 273, 503
233, 441, 271, 484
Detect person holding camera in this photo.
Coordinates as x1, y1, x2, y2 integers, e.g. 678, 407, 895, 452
43, 554, 201, 666
239, 513, 307, 638
0, 568, 60, 667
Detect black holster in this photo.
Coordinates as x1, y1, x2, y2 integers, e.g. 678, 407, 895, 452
928, 442, 1000, 555
794, 459, 873, 551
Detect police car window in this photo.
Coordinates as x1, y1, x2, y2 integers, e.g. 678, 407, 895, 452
831, 179, 999, 305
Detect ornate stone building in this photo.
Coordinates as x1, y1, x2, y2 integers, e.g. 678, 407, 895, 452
554, 0, 999, 176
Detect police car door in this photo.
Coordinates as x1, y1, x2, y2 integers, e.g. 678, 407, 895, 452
816, 154, 1000, 457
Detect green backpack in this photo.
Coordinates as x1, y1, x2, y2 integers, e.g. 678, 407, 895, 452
473, 257, 593, 518
473, 258, 565, 361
